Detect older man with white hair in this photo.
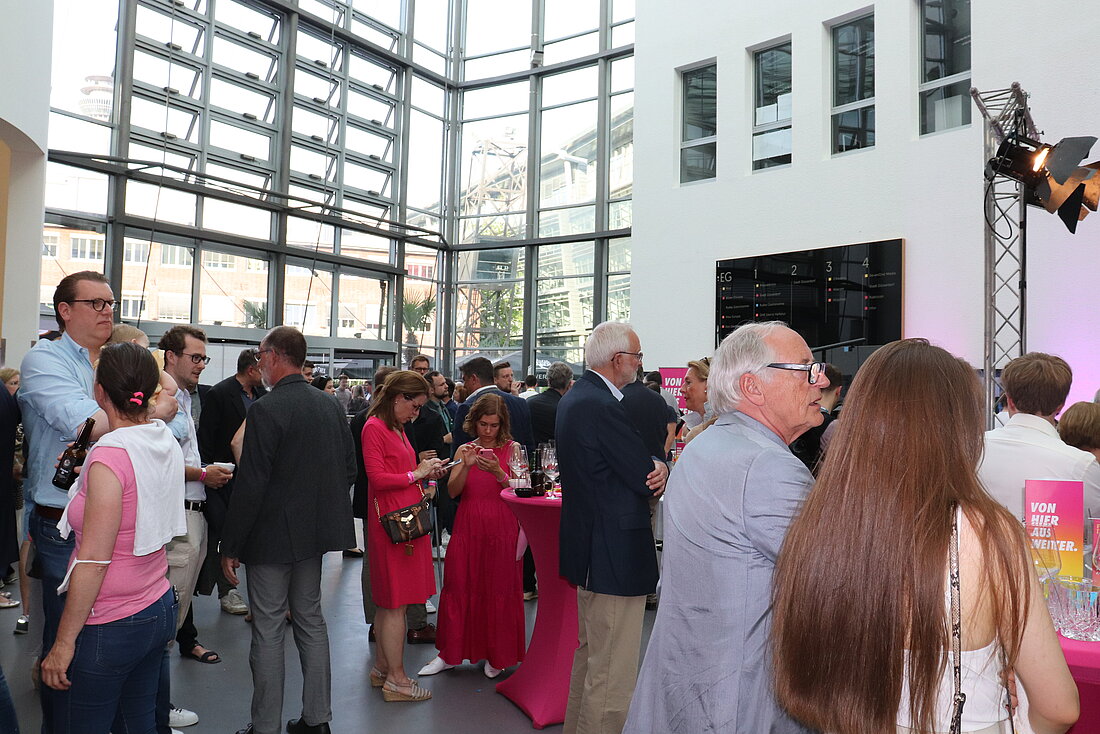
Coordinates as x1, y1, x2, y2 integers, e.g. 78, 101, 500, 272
624, 321, 826, 734
557, 321, 669, 734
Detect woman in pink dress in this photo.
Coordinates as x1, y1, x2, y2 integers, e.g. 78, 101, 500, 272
418, 393, 525, 679
362, 370, 444, 703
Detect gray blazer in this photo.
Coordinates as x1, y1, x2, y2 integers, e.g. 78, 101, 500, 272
221, 374, 357, 565
624, 411, 816, 734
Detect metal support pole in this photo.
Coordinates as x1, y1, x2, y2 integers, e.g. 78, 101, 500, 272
972, 84, 1036, 427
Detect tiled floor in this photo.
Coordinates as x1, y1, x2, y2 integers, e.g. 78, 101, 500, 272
0, 538, 657, 734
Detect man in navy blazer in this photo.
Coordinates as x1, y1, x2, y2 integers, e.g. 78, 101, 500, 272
556, 322, 668, 734
452, 356, 535, 454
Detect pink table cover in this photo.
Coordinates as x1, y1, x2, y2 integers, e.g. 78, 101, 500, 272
1060, 635, 1100, 733
497, 490, 578, 729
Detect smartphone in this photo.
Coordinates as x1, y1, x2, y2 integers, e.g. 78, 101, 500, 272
479, 448, 494, 457
441, 458, 463, 470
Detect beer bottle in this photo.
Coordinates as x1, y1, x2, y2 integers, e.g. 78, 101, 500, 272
53, 417, 95, 490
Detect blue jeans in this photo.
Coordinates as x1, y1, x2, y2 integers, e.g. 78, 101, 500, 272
0, 660, 19, 734
30, 509, 76, 734
51, 589, 177, 734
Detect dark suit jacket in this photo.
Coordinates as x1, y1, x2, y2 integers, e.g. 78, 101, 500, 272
453, 387, 535, 454
557, 370, 658, 597
197, 374, 266, 465
410, 403, 447, 460
221, 374, 356, 565
528, 388, 563, 445
621, 381, 676, 460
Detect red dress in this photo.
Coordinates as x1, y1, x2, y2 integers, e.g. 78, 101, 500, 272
362, 416, 436, 608
436, 442, 525, 668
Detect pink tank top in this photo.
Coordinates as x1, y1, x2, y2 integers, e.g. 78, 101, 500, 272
66, 446, 172, 624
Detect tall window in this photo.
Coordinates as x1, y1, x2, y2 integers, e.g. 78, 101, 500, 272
753, 43, 792, 170
919, 0, 971, 134
680, 63, 716, 183
832, 16, 874, 153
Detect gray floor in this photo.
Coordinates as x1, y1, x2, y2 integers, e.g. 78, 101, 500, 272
0, 529, 657, 734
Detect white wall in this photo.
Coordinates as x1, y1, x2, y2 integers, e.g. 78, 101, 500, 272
631, 0, 1100, 406
0, 1, 53, 367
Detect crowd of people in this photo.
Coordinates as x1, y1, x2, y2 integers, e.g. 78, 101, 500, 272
0, 268, 1096, 734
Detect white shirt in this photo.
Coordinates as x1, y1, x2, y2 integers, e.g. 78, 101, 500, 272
175, 388, 206, 502
590, 370, 624, 402
977, 412, 1100, 519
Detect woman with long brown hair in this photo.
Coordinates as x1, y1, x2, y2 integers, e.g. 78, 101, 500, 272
418, 393, 525, 679
362, 370, 444, 702
772, 339, 1078, 734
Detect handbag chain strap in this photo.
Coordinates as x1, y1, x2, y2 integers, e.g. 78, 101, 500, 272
374, 478, 427, 520
949, 502, 966, 734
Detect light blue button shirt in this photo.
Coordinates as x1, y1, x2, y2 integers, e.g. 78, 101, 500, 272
18, 332, 100, 509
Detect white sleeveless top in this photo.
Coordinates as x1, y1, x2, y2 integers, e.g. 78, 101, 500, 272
896, 509, 1008, 732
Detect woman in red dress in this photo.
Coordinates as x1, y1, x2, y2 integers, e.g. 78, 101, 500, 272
418, 393, 525, 679
362, 370, 444, 702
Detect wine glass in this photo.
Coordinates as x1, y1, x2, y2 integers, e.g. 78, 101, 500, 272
542, 446, 559, 494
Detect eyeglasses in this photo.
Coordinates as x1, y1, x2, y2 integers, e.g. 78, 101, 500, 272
402, 393, 424, 411
69, 298, 116, 312
177, 351, 211, 365
616, 351, 644, 360
766, 362, 827, 385
250, 347, 274, 362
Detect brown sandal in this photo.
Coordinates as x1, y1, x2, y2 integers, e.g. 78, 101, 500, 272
382, 679, 431, 702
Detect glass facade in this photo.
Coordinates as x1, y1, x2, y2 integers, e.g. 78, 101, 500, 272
42, 0, 634, 376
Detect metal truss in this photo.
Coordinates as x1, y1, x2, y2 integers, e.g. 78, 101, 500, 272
971, 84, 1038, 427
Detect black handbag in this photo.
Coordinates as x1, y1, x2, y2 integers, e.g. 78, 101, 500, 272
375, 486, 433, 545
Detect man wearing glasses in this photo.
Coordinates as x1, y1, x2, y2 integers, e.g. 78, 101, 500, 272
158, 326, 232, 664
625, 321, 826, 734
18, 271, 173, 729
222, 326, 356, 734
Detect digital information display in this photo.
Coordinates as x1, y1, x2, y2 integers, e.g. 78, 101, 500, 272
715, 239, 903, 349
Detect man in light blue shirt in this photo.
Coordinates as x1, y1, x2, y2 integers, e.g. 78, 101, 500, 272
19, 271, 116, 730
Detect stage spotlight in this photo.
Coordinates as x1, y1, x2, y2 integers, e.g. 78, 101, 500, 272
987, 134, 1100, 233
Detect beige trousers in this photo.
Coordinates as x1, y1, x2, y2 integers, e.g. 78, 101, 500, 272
165, 508, 208, 634
564, 588, 647, 734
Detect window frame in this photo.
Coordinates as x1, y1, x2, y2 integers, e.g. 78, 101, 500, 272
830, 13, 875, 154
678, 61, 717, 184
751, 40, 793, 171
917, 0, 972, 135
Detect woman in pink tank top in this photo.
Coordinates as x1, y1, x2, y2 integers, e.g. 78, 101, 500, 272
40, 342, 186, 734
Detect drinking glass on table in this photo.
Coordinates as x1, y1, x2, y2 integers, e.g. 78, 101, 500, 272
542, 445, 558, 495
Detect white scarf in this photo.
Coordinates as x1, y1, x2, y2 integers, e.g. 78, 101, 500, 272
58, 420, 186, 556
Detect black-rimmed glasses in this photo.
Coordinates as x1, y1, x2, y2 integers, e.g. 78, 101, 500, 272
250, 347, 274, 363
766, 362, 827, 385
616, 351, 644, 360
402, 393, 424, 411
178, 351, 211, 365
69, 298, 116, 312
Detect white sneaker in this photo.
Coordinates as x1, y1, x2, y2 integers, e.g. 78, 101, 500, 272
425, 599, 437, 614
220, 588, 249, 615
440, 529, 451, 548
483, 661, 503, 679
418, 656, 455, 676
169, 706, 199, 727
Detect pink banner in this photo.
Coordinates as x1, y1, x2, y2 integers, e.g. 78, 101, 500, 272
1025, 479, 1085, 578
1093, 519, 1100, 587
659, 367, 688, 411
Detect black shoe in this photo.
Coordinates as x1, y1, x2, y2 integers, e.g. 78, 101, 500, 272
235, 725, 253, 734
287, 718, 331, 734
